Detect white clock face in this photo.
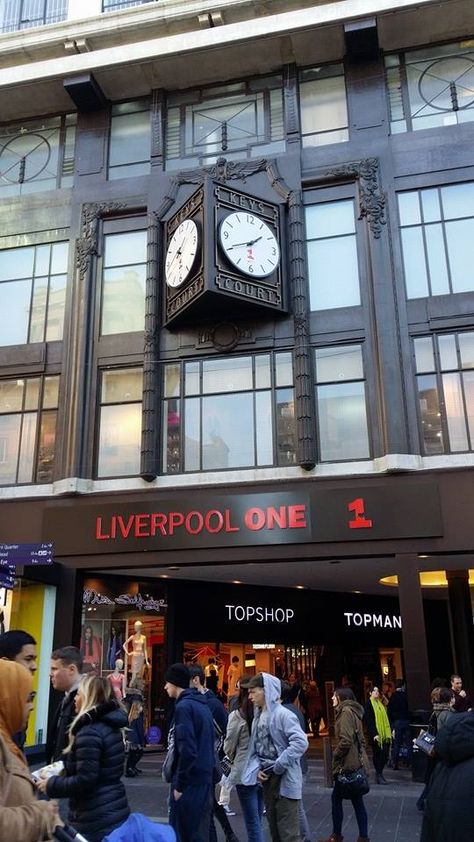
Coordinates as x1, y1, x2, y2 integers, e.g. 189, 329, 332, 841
219, 212, 280, 278
165, 219, 199, 288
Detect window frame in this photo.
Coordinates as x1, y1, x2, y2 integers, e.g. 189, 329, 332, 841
298, 62, 349, 148
0, 0, 67, 33
95, 366, 144, 479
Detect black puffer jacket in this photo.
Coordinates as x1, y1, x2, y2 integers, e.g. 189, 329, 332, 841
47, 700, 130, 842
421, 712, 474, 842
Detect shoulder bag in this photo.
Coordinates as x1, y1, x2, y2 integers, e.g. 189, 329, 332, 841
414, 729, 436, 757
337, 727, 370, 799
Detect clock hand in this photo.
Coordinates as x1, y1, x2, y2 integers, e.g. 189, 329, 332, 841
227, 235, 263, 250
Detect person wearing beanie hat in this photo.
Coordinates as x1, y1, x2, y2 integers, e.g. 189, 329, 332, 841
164, 663, 215, 842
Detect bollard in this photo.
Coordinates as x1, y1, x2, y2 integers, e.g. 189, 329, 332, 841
322, 734, 333, 788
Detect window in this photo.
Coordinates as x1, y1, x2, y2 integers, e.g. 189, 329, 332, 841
305, 198, 361, 310
108, 100, 151, 180
0, 375, 59, 485
0, 114, 76, 196
102, 0, 155, 9
0, 242, 68, 346
100, 228, 147, 335
399, 182, 474, 298
315, 345, 370, 461
162, 353, 296, 473
1, 0, 67, 32
414, 332, 474, 455
97, 369, 143, 478
385, 41, 474, 134
165, 76, 284, 170
299, 64, 348, 147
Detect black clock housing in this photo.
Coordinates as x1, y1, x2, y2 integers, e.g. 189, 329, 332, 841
163, 178, 285, 328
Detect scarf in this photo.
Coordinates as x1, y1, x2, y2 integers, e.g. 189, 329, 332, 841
370, 697, 392, 743
0, 660, 32, 766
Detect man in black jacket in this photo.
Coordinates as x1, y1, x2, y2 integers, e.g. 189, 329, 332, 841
165, 663, 215, 842
387, 679, 411, 769
46, 645, 83, 763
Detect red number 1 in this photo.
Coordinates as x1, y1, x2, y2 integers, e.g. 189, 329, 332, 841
348, 498, 373, 529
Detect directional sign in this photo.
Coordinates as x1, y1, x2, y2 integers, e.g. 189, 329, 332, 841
0, 564, 15, 589
0, 543, 54, 566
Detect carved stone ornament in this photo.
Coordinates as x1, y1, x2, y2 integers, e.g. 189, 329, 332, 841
326, 157, 386, 238
76, 200, 133, 280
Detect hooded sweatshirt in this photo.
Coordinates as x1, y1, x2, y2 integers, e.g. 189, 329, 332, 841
242, 673, 308, 799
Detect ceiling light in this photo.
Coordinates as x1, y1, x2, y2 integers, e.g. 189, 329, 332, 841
295, 585, 305, 589
232, 580, 242, 584
168, 566, 180, 570
380, 570, 474, 588
160, 574, 169, 579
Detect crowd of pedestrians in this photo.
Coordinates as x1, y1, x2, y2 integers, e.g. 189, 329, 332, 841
1, 626, 474, 842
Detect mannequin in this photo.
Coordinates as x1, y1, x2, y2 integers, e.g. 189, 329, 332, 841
123, 620, 149, 687
108, 658, 126, 700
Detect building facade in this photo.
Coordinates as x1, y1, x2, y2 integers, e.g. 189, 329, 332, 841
0, 0, 474, 745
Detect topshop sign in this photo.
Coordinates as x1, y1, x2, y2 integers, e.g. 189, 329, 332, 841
225, 604, 295, 623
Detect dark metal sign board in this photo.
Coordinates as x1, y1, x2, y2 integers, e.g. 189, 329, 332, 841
0, 542, 54, 566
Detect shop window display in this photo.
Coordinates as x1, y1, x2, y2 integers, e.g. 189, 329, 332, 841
82, 577, 167, 740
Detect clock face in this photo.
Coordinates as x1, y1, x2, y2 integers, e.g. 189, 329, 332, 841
219, 212, 280, 278
165, 219, 199, 288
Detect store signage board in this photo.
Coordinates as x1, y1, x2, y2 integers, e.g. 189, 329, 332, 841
0, 543, 54, 566
44, 483, 443, 555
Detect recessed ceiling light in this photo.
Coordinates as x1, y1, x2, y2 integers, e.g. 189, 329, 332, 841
353, 590, 361, 594
418, 554, 429, 559
232, 580, 242, 584
168, 566, 180, 570
380, 570, 474, 588
296, 585, 305, 589
160, 574, 169, 579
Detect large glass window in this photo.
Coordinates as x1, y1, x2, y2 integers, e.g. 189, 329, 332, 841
299, 64, 348, 147
102, 0, 154, 9
1, 0, 67, 32
165, 75, 284, 170
97, 368, 143, 478
414, 332, 474, 455
108, 100, 151, 180
399, 182, 474, 298
385, 41, 474, 134
0, 242, 68, 346
100, 228, 147, 335
0, 375, 59, 485
162, 353, 296, 473
305, 198, 360, 310
315, 345, 370, 462
0, 114, 76, 196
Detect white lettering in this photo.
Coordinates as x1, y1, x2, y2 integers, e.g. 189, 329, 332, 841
246, 606, 255, 621
384, 615, 392, 628
235, 605, 245, 621
363, 613, 372, 626
225, 604, 234, 620
256, 607, 264, 621
344, 612, 353, 625
286, 609, 295, 623
353, 613, 363, 626
275, 608, 285, 622
393, 615, 402, 629
226, 603, 295, 623
265, 607, 275, 622
373, 615, 383, 627
344, 611, 402, 629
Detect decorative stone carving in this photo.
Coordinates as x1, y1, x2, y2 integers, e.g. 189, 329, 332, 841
327, 157, 386, 238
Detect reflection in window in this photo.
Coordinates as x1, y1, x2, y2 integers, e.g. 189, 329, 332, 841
305, 199, 360, 310
0, 242, 68, 346
1, 0, 67, 32
0, 114, 76, 196
108, 100, 151, 180
385, 41, 474, 134
414, 332, 474, 455
399, 183, 474, 298
162, 353, 296, 473
97, 368, 143, 478
299, 64, 348, 147
165, 76, 284, 170
315, 345, 370, 461
0, 375, 59, 485
101, 229, 147, 334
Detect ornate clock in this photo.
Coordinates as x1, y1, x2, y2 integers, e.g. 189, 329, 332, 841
163, 180, 285, 328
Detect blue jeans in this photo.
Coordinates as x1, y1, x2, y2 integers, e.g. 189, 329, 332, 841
236, 783, 264, 842
332, 779, 368, 838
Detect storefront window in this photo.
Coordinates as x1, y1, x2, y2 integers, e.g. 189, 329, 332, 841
0, 242, 68, 346
414, 331, 474, 454
100, 228, 147, 335
82, 577, 167, 742
299, 64, 348, 147
315, 345, 370, 461
305, 198, 361, 310
96, 368, 143, 478
1, 577, 56, 748
399, 182, 474, 298
108, 100, 151, 180
162, 352, 296, 473
0, 374, 60, 485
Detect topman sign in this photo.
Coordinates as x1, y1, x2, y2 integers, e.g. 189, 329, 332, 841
44, 484, 442, 555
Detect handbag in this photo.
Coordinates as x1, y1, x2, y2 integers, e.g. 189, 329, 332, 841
220, 754, 233, 778
337, 766, 370, 799
414, 729, 436, 757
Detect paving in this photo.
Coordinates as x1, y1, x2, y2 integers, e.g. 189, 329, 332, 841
124, 746, 424, 842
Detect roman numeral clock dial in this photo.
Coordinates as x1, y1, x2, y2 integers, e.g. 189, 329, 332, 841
219, 212, 280, 277
165, 218, 199, 288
